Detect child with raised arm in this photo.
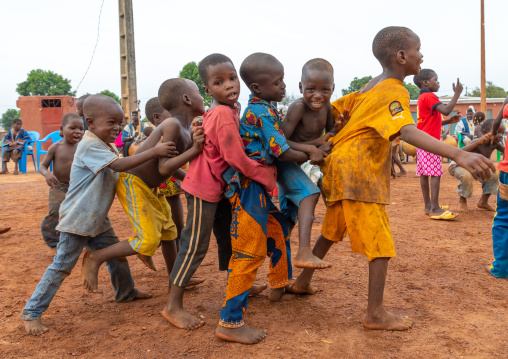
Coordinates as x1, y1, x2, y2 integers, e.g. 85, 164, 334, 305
488, 97, 508, 278
414, 68, 462, 219
80, 79, 206, 292
282, 58, 344, 208
21, 95, 175, 336
162, 54, 277, 333
290, 26, 495, 331
449, 118, 504, 213
40, 113, 84, 256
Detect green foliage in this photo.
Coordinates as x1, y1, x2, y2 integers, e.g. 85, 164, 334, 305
141, 117, 149, 123
403, 82, 420, 100
281, 93, 298, 107
179, 62, 212, 107
0, 109, 21, 130
16, 69, 76, 97
97, 90, 121, 104
469, 81, 508, 98
342, 76, 372, 96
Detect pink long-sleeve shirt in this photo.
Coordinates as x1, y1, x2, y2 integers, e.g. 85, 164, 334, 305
182, 105, 276, 203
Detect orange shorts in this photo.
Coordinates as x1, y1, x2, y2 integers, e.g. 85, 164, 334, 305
321, 200, 396, 261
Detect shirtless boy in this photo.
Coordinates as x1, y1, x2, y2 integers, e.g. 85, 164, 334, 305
40, 113, 84, 255
80, 79, 206, 293
449, 118, 505, 212
282, 58, 349, 206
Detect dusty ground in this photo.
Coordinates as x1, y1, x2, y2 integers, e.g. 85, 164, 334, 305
1, 163, 508, 358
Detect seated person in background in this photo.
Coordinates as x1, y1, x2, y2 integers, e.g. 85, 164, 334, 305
1, 118, 31, 175
473, 111, 486, 139
455, 107, 475, 146
121, 110, 146, 156
449, 118, 505, 213
40, 113, 84, 256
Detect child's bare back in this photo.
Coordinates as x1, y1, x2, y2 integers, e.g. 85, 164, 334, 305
131, 117, 194, 188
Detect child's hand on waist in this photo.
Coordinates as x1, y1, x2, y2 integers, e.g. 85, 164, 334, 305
153, 141, 178, 158
45, 174, 59, 187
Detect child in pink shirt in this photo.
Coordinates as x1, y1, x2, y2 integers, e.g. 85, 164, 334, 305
161, 53, 277, 331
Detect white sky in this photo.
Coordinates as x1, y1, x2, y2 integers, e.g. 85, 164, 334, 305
1, 0, 507, 117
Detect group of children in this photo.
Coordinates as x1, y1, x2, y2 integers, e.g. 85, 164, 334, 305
20, 26, 501, 344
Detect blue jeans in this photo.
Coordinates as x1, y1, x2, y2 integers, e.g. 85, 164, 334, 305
22, 228, 137, 320
491, 171, 508, 278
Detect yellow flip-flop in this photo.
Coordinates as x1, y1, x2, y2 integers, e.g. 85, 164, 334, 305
425, 205, 449, 215
430, 210, 458, 220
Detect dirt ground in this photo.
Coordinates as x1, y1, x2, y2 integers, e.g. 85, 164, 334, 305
1, 162, 508, 358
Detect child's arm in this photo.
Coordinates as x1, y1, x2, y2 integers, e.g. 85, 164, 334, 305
172, 168, 187, 181
158, 122, 205, 177
434, 79, 463, 116
217, 124, 277, 192
460, 135, 491, 152
400, 124, 496, 181
39, 144, 59, 187
491, 96, 508, 139
109, 141, 178, 172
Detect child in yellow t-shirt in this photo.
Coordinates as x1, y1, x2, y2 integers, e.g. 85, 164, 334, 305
290, 26, 496, 331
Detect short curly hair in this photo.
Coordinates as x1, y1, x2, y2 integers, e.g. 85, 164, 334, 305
198, 53, 234, 86
301, 58, 334, 82
144, 97, 164, 124
372, 26, 419, 66
413, 69, 436, 88
158, 78, 190, 112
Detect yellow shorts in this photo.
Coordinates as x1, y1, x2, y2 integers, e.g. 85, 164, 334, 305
321, 200, 396, 261
116, 172, 178, 256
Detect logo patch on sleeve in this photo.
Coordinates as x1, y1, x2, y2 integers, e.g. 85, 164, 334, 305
389, 101, 404, 116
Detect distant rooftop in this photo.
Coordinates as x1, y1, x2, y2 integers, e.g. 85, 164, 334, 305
410, 96, 505, 105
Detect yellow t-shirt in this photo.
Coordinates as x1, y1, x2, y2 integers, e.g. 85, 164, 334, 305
322, 78, 415, 205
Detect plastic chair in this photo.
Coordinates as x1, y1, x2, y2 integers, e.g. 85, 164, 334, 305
1, 130, 39, 174
37, 131, 62, 172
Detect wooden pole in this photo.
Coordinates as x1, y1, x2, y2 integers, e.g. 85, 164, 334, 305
118, 0, 138, 123
480, 0, 486, 113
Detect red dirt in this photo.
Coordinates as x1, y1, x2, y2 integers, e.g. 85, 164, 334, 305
1, 163, 507, 358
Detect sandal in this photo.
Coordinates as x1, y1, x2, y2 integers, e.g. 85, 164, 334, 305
430, 210, 458, 220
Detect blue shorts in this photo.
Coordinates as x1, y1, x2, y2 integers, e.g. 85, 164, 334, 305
275, 161, 320, 223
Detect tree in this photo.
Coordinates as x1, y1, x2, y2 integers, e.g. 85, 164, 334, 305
16, 69, 76, 97
342, 76, 372, 96
98, 90, 121, 104
403, 82, 420, 100
281, 93, 298, 107
179, 62, 212, 106
0, 109, 20, 130
469, 81, 508, 98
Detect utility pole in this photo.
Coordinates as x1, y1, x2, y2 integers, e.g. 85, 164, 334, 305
480, 0, 486, 113
118, 0, 138, 122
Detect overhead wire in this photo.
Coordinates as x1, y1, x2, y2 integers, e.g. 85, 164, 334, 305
75, 0, 106, 93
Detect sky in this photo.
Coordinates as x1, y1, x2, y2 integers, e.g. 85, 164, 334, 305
1, 0, 507, 118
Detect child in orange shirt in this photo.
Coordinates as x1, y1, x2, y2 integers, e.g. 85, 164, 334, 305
291, 26, 495, 331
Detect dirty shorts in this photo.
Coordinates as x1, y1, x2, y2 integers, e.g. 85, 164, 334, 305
322, 199, 396, 261
276, 161, 320, 223
116, 172, 178, 256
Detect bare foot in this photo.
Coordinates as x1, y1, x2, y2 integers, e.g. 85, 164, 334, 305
134, 289, 152, 299
429, 207, 446, 217
364, 308, 413, 331
167, 277, 205, 292
215, 325, 267, 344
23, 318, 49, 336
287, 281, 318, 295
81, 249, 100, 292
0, 169, 8, 174
161, 307, 204, 330
396, 170, 407, 177
459, 197, 468, 213
0, 226, 11, 234
13, 169, 19, 175
249, 283, 267, 296
48, 247, 57, 256
268, 286, 288, 301
137, 254, 156, 271
478, 202, 495, 212
485, 264, 492, 275
294, 249, 332, 269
